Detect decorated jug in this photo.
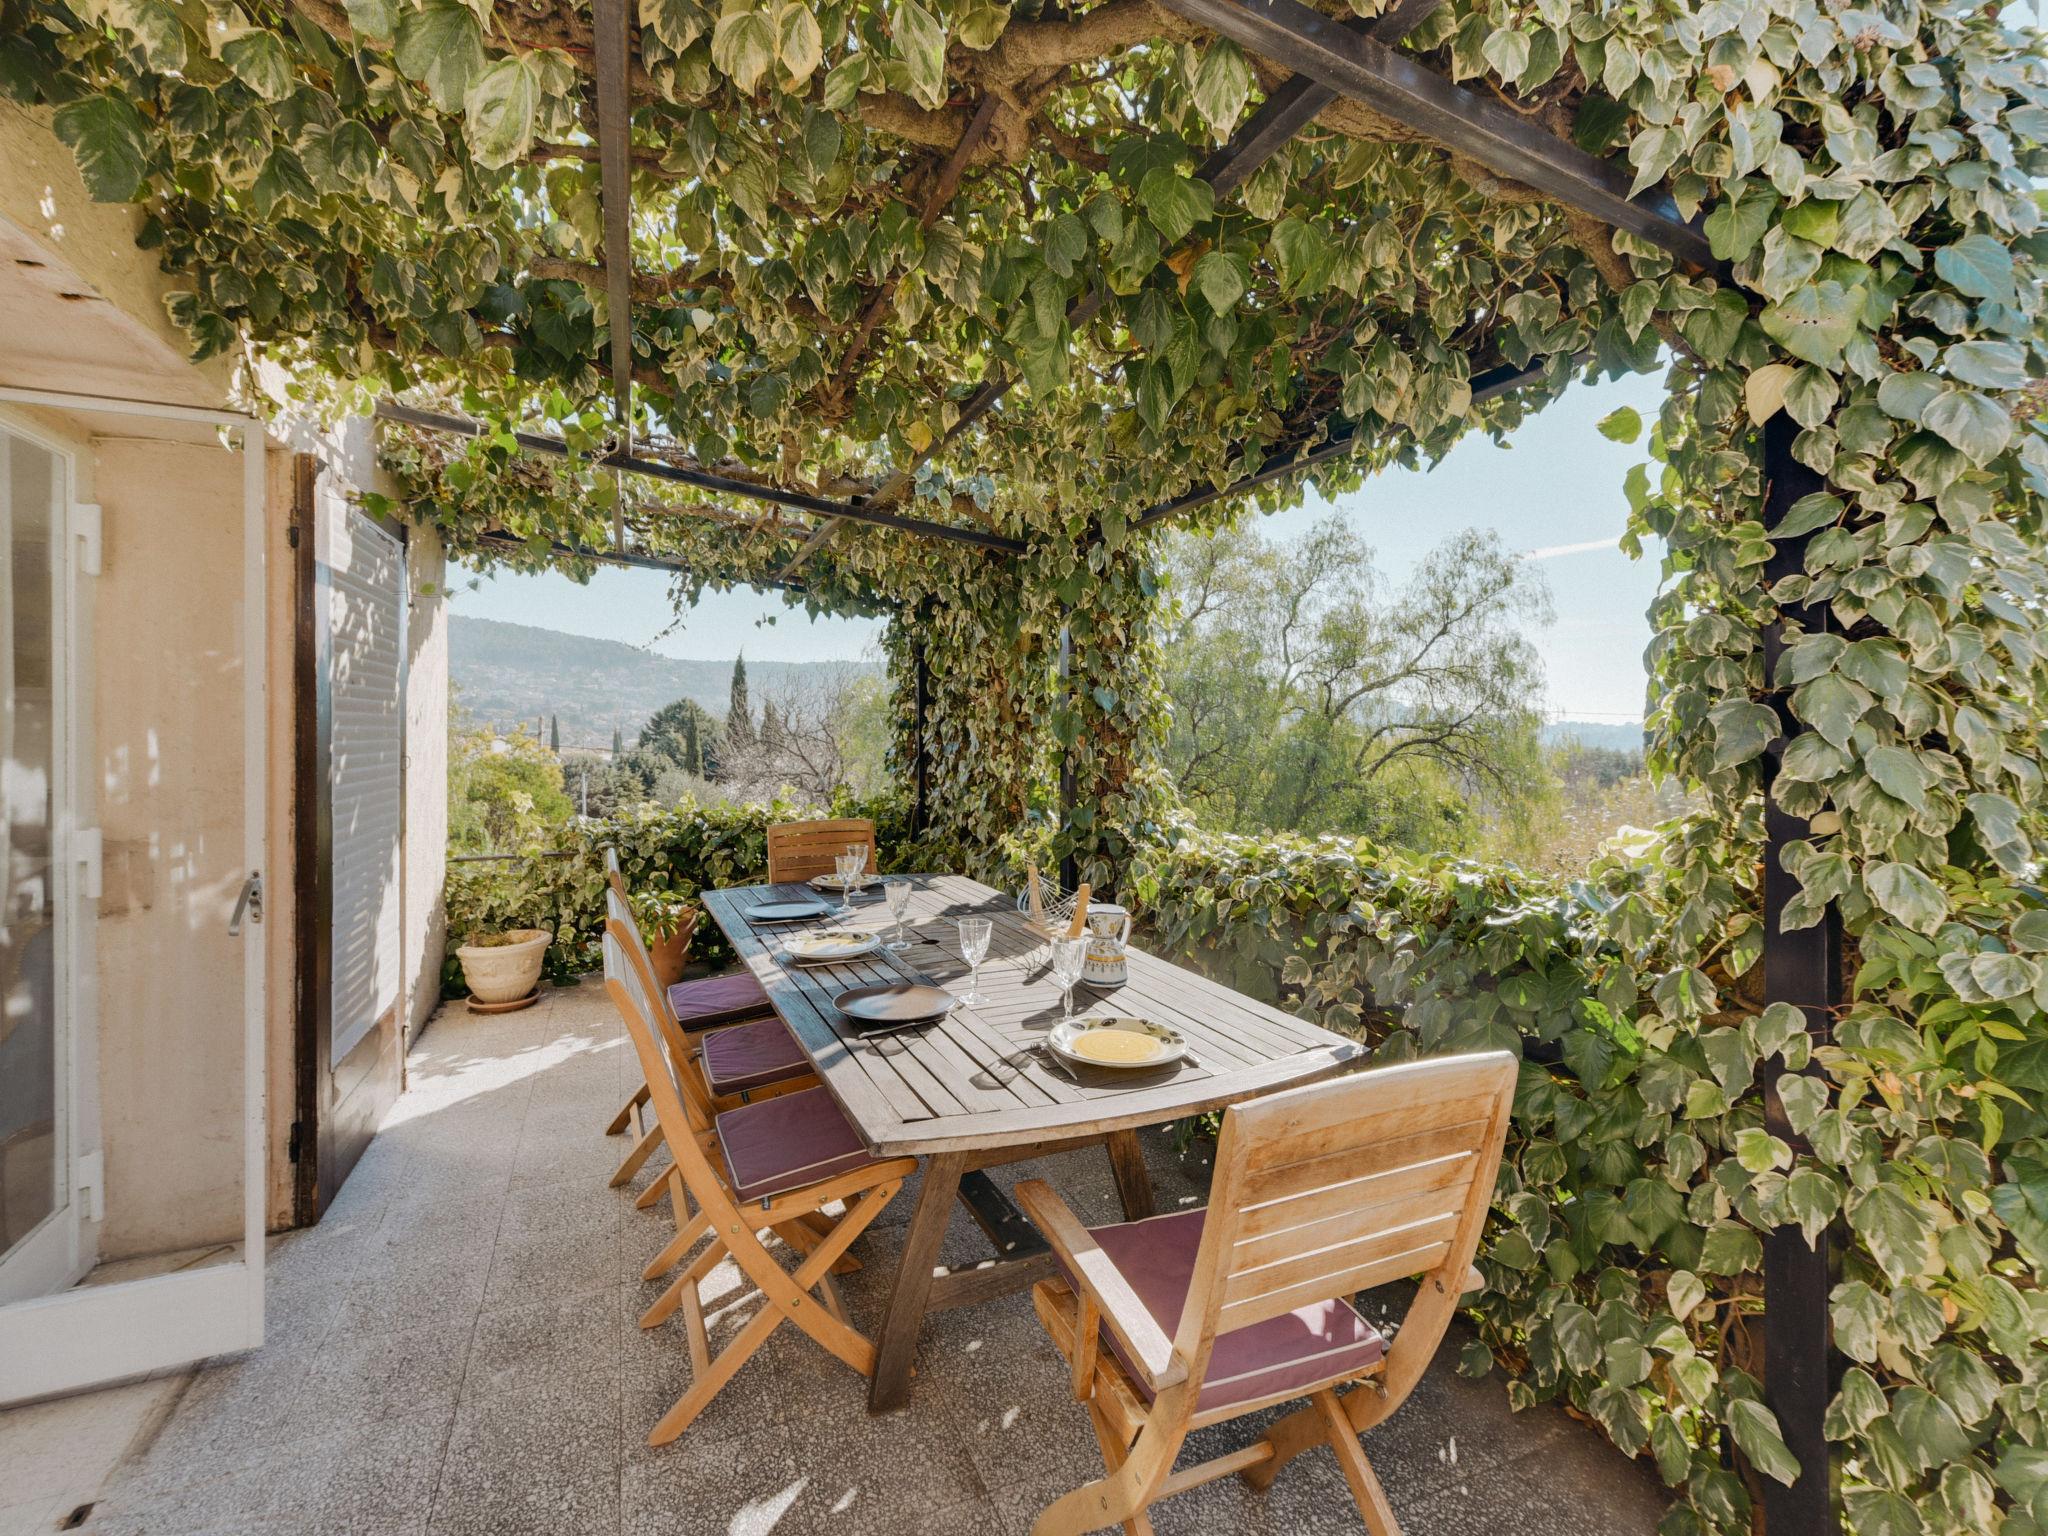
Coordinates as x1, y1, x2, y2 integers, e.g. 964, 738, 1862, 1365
1081, 901, 1132, 989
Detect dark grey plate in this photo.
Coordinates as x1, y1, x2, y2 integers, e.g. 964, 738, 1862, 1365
745, 900, 832, 922
835, 983, 955, 1028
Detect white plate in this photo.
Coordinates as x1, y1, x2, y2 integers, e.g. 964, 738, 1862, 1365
783, 932, 883, 965
1047, 1017, 1187, 1071
808, 873, 882, 892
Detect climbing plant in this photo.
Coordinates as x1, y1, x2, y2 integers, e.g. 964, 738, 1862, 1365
9, 0, 2048, 1529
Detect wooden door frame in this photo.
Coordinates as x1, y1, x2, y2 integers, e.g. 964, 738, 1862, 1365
289, 456, 409, 1224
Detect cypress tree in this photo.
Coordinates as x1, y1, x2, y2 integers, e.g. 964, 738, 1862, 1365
727, 655, 754, 748
684, 712, 702, 776
549, 713, 560, 752
611, 724, 623, 757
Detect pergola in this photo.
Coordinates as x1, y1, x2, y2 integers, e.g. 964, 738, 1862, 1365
15, 0, 2048, 1528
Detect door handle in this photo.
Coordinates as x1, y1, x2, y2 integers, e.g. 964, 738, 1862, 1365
229, 871, 264, 936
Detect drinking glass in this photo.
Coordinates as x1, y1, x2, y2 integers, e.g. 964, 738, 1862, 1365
884, 878, 913, 950
1050, 935, 1089, 1025
832, 853, 858, 918
957, 916, 993, 1006
845, 843, 869, 881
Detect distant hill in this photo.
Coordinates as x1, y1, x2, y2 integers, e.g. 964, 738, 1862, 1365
1542, 720, 1646, 754
449, 615, 884, 748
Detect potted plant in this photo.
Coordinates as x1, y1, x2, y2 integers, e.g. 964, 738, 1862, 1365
455, 926, 553, 1006
633, 888, 697, 989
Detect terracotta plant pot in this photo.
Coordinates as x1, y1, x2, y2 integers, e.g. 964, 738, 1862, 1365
648, 925, 690, 990
455, 928, 552, 1004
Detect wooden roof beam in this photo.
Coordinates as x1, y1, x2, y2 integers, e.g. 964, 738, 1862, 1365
1157, 0, 1717, 270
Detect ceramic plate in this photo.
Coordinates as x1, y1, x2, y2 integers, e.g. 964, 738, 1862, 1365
1048, 1017, 1186, 1071
784, 932, 882, 965
808, 872, 883, 892
835, 983, 955, 1029
744, 900, 832, 923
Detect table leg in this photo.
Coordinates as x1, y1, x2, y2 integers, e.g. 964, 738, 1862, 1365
1105, 1129, 1156, 1221
870, 1150, 969, 1413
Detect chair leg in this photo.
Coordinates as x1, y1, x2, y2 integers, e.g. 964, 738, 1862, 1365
641, 1206, 711, 1284
610, 1120, 666, 1187
635, 1169, 673, 1210
647, 1300, 782, 1445
1313, 1390, 1400, 1536
606, 1083, 649, 1136
1086, 1401, 1156, 1536
642, 1230, 729, 1329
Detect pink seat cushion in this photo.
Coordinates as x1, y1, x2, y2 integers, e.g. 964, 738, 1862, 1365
716, 1086, 888, 1204
700, 1017, 811, 1096
1079, 1208, 1386, 1413
668, 971, 771, 1030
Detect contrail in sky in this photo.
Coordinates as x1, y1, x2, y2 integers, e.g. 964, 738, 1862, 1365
1519, 537, 1618, 561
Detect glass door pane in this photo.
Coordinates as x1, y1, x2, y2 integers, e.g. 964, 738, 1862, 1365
0, 425, 68, 1299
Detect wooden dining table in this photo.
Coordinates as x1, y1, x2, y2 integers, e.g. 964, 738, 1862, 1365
700, 873, 1363, 1412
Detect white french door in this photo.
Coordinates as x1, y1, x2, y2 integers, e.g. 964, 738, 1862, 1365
0, 392, 267, 1403
0, 423, 86, 1307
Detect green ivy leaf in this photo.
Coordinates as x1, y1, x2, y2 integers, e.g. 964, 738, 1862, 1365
1921, 386, 2013, 463
463, 54, 541, 168
1187, 39, 1251, 137
1140, 167, 1213, 245
711, 5, 778, 93
1866, 862, 1950, 935
1729, 1397, 1802, 1487
893, 0, 948, 109
1597, 405, 1641, 443
393, 0, 487, 113
1944, 340, 2028, 390
1934, 234, 2017, 306
1190, 250, 1244, 314
1760, 282, 1862, 368
220, 27, 295, 102
51, 93, 151, 202
1848, 1182, 1938, 1285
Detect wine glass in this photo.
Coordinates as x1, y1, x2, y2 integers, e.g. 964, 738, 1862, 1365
845, 843, 869, 884
1050, 935, 1089, 1025
832, 853, 858, 918
884, 878, 913, 950
957, 916, 993, 1006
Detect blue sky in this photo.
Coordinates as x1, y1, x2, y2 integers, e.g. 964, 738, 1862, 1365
449, 367, 1669, 722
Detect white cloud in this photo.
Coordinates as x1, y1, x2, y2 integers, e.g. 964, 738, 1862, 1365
1519, 537, 1620, 562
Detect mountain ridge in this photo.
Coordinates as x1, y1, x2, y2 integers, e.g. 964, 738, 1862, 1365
449, 614, 883, 748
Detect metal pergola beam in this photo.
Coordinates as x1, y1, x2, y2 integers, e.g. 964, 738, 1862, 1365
1132, 354, 1552, 531
374, 401, 1026, 555
1158, 0, 1717, 270
591, 0, 634, 429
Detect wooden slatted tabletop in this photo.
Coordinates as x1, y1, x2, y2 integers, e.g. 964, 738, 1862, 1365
702, 871, 1364, 1414
701, 873, 1362, 1157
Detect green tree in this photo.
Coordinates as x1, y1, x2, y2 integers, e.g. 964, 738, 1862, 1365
1161, 519, 1552, 845
548, 712, 559, 752
447, 708, 574, 855
726, 655, 754, 753
640, 696, 723, 781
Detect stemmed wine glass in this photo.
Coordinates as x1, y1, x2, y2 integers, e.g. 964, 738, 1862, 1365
831, 853, 859, 918
1050, 935, 1089, 1026
957, 916, 993, 1007
883, 877, 913, 950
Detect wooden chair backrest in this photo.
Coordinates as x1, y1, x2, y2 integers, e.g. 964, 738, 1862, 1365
605, 850, 702, 953
1176, 1053, 1517, 1373
765, 818, 877, 884
601, 925, 747, 1215
602, 895, 715, 1130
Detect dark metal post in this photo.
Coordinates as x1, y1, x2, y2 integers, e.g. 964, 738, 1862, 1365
1057, 622, 1079, 892
1758, 409, 1842, 1534
909, 612, 931, 840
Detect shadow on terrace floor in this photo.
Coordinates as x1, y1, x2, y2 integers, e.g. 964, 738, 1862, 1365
73, 977, 1668, 1536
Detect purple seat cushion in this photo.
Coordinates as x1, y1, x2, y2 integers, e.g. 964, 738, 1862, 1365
700, 1017, 811, 1096
668, 970, 771, 1030
716, 1086, 887, 1204
1078, 1208, 1386, 1413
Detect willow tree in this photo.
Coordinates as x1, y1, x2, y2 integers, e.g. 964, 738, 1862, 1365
8, 0, 2048, 1528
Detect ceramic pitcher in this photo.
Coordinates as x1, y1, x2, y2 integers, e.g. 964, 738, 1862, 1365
1081, 901, 1132, 989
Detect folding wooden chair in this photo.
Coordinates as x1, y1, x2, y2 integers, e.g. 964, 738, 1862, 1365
1013, 1052, 1517, 1536
765, 816, 878, 884
600, 874, 816, 1198
602, 922, 916, 1444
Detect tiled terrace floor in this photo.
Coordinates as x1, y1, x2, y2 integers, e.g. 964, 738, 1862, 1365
43, 978, 1666, 1535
